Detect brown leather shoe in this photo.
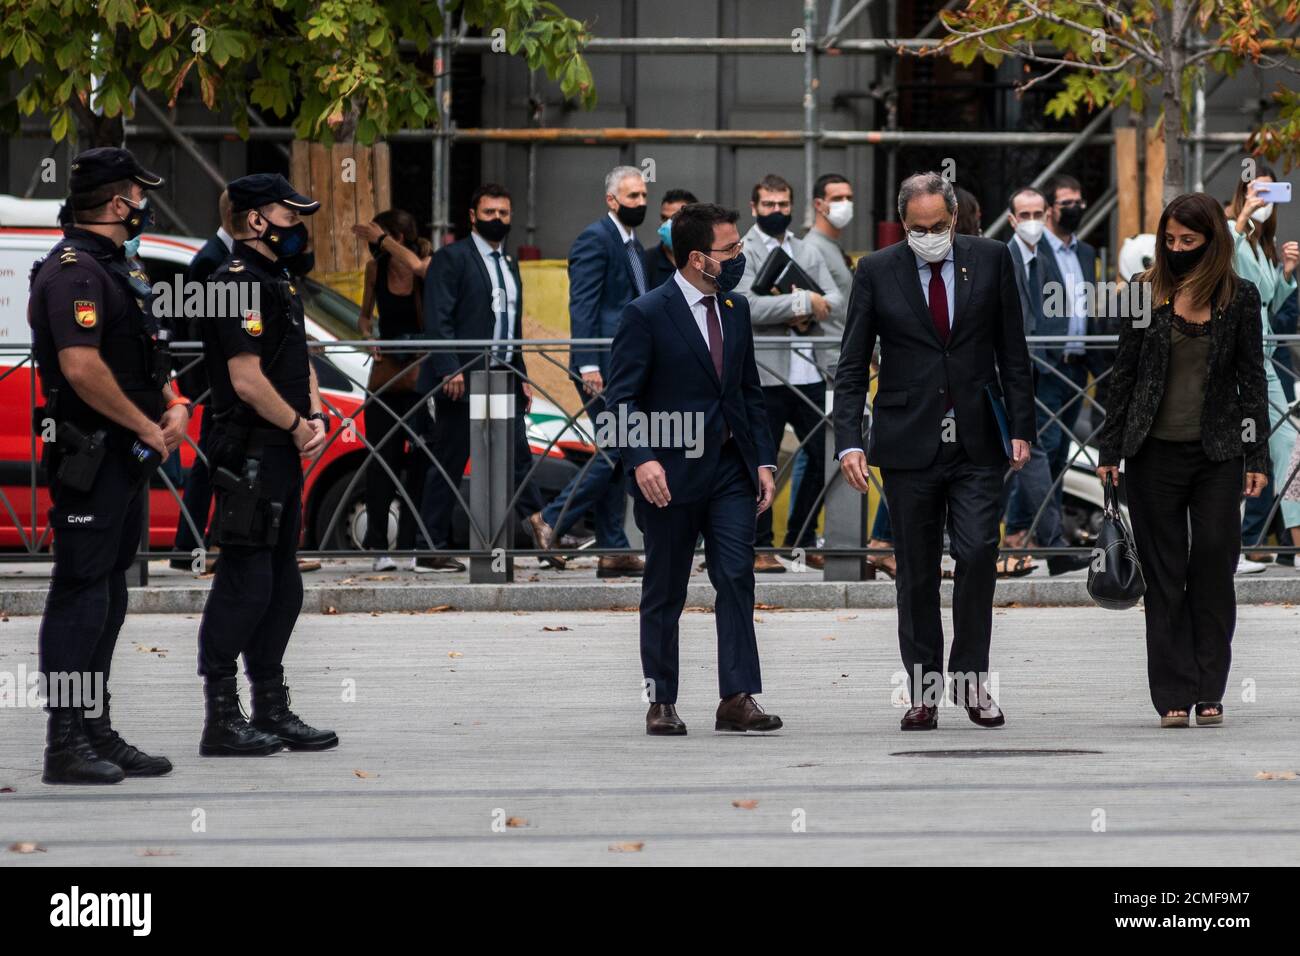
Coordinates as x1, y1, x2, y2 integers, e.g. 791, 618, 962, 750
950, 680, 1005, 728
754, 553, 785, 573
646, 703, 686, 736
900, 704, 938, 730
715, 693, 783, 732
297, 558, 322, 573
598, 555, 644, 578
526, 512, 565, 569
802, 553, 825, 570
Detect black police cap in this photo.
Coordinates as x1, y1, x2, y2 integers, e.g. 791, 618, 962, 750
69, 147, 164, 195
227, 173, 320, 215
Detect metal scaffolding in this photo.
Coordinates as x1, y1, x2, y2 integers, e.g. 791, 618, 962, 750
12, 1, 1259, 250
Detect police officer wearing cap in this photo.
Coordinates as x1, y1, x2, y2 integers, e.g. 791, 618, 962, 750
195, 172, 338, 756
30, 147, 189, 784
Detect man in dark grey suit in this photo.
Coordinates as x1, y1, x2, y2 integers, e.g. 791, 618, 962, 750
834, 172, 1035, 731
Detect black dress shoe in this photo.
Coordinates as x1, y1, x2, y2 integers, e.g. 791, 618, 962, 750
199, 678, 285, 757
251, 680, 339, 751
900, 704, 938, 730
646, 703, 687, 735
83, 698, 172, 776
1047, 552, 1092, 575
715, 693, 783, 732
42, 710, 124, 785
949, 681, 1006, 727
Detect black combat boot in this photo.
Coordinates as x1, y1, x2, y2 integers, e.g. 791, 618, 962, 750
199, 678, 284, 757
251, 679, 339, 751
83, 694, 173, 776
42, 708, 124, 785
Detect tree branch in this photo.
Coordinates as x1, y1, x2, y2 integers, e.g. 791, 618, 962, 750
1020, 0, 1164, 69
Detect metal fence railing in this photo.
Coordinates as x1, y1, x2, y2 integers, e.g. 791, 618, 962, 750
3, 334, 1299, 582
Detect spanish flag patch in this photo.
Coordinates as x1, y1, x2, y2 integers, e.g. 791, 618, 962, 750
73, 300, 97, 329
242, 311, 263, 337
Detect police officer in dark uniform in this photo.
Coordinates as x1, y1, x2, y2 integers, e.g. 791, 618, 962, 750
196, 173, 337, 756
30, 147, 189, 784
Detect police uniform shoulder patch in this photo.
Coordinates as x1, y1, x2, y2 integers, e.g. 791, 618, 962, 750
73, 300, 97, 328
242, 310, 263, 337
58, 246, 78, 266
228, 259, 245, 273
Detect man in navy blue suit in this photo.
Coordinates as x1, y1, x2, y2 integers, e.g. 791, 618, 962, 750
539, 166, 649, 578
603, 202, 783, 736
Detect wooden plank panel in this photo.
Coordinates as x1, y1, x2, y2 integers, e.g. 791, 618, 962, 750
309, 143, 335, 271
372, 141, 392, 215
1143, 125, 1166, 233
1114, 126, 1140, 244
331, 143, 357, 272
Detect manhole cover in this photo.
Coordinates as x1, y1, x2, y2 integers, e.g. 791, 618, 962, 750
891, 748, 1102, 758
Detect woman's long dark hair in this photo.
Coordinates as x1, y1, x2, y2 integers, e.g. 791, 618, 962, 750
373, 208, 431, 257
1230, 162, 1278, 264
1146, 192, 1237, 312
954, 186, 982, 236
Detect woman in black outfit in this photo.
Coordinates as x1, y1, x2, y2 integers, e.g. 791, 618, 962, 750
353, 210, 433, 570
1098, 192, 1270, 728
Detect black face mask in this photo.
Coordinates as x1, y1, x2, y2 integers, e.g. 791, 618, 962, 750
253, 212, 309, 258
476, 218, 511, 243
756, 210, 792, 238
80, 196, 154, 240
1056, 204, 1084, 233
1166, 242, 1210, 278
615, 203, 646, 228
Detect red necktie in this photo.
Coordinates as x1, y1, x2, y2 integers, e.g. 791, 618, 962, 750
702, 295, 724, 380
928, 261, 949, 342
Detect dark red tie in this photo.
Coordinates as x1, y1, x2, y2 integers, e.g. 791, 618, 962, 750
702, 295, 724, 380
928, 262, 949, 342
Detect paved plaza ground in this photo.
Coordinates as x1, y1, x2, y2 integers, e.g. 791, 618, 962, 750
4, 603, 1300, 865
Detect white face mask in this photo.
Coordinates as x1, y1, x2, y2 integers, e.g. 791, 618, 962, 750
826, 199, 854, 229
1014, 219, 1045, 245
907, 224, 953, 263
1251, 202, 1274, 224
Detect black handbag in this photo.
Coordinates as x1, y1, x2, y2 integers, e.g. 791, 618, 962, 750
1087, 479, 1146, 610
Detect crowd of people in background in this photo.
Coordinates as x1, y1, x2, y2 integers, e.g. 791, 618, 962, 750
165, 163, 1300, 580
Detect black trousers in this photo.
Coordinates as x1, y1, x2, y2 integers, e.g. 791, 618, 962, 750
756, 382, 825, 548
362, 390, 422, 551
1125, 437, 1242, 713
39, 447, 145, 710
197, 443, 303, 684
881, 439, 1005, 701
173, 406, 213, 555
418, 393, 546, 550
634, 440, 762, 704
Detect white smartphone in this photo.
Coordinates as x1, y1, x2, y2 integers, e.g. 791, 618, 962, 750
1255, 181, 1292, 203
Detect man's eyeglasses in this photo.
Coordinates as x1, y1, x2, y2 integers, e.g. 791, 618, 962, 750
906, 222, 952, 238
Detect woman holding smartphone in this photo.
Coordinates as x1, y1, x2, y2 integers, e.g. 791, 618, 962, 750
1229, 168, 1300, 564
1098, 193, 1270, 729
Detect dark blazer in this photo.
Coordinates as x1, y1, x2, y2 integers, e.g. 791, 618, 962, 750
642, 242, 677, 291
187, 232, 230, 285
1098, 279, 1270, 474
1005, 236, 1041, 342
567, 215, 645, 377
417, 235, 527, 400
603, 277, 777, 505
833, 234, 1036, 470
1035, 233, 1114, 375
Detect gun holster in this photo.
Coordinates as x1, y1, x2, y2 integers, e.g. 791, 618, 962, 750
53, 421, 108, 493
212, 455, 281, 547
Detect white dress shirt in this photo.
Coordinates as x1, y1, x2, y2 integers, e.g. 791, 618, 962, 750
217, 226, 234, 251
471, 229, 519, 364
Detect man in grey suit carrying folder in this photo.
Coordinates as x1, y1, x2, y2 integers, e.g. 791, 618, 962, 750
833, 172, 1035, 731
